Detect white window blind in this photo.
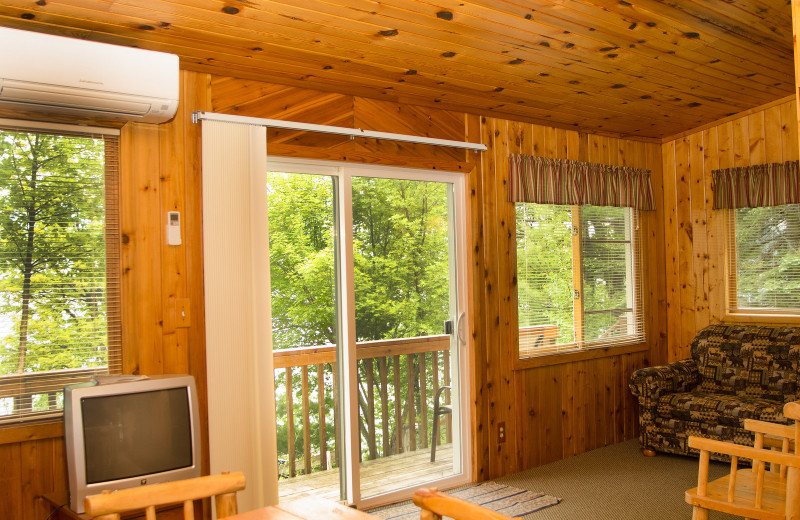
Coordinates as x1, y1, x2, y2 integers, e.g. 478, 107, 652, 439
0, 125, 120, 424
726, 204, 800, 313
516, 204, 644, 357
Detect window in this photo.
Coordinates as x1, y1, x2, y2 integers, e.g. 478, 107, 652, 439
516, 203, 644, 357
727, 204, 800, 313
0, 123, 120, 424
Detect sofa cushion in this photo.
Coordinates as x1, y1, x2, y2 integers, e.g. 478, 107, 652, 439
691, 324, 800, 402
657, 392, 787, 428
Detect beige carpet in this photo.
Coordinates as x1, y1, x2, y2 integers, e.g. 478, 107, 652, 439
492, 439, 739, 520
370, 440, 739, 520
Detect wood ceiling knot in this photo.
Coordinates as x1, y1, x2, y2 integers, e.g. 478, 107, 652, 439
436, 11, 453, 21
222, 6, 240, 15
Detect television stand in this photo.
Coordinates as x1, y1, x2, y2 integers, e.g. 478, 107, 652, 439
41, 491, 186, 520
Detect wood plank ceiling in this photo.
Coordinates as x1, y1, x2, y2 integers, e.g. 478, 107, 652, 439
0, 0, 793, 140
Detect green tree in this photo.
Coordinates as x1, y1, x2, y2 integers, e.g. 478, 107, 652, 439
734, 204, 800, 308
515, 203, 574, 344
268, 172, 451, 472
0, 130, 109, 412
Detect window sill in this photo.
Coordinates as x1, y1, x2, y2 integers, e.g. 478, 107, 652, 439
513, 341, 649, 370
0, 419, 64, 445
723, 313, 800, 325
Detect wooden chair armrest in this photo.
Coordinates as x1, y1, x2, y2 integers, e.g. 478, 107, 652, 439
412, 488, 513, 520
688, 437, 800, 467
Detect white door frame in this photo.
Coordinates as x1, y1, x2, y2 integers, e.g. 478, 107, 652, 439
267, 157, 473, 509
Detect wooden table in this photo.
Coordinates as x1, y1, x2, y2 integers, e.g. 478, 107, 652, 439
229, 497, 379, 520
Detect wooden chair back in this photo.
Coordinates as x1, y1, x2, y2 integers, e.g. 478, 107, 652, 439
412, 488, 513, 520
84, 472, 246, 520
685, 401, 800, 520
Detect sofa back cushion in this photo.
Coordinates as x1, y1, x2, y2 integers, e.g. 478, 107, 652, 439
691, 324, 800, 402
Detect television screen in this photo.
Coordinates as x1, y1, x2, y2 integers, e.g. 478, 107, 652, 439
82, 387, 193, 484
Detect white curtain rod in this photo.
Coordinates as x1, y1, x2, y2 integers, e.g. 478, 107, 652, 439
192, 111, 487, 152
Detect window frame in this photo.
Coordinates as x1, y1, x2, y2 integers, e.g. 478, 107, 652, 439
514, 202, 646, 362
0, 119, 121, 426
723, 206, 800, 320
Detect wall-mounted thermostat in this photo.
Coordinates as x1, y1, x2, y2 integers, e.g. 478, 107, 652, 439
167, 211, 182, 246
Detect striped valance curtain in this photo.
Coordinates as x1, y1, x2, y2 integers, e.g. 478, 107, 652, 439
712, 160, 800, 209
508, 154, 655, 210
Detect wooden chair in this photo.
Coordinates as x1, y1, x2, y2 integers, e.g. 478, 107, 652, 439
84, 472, 246, 520
685, 401, 800, 520
412, 488, 514, 520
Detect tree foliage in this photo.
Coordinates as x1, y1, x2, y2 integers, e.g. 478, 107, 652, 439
515, 203, 634, 347
267, 171, 451, 474
0, 130, 108, 379
735, 204, 800, 309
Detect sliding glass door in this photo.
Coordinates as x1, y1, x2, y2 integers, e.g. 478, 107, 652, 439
268, 159, 470, 508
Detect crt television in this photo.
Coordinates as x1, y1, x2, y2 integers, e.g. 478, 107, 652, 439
64, 374, 202, 513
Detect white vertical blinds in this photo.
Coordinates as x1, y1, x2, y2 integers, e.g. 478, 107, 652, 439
201, 119, 279, 511
0, 124, 120, 424
516, 203, 644, 357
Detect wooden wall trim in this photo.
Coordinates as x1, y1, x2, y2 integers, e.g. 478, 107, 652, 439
0, 421, 63, 445
514, 343, 649, 370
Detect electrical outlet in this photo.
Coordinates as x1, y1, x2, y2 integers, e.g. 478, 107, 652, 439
498, 421, 506, 443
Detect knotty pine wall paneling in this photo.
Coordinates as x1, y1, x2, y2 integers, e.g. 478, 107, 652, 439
478, 117, 664, 477
207, 79, 665, 480
2, 72, 669, 517
0, 71, 213, 520
660, 96, 800, 361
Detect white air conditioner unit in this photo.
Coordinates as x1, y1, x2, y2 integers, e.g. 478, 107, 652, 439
0, 27, 179, 124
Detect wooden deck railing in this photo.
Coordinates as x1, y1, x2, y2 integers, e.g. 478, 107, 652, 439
273, 335, 452, 478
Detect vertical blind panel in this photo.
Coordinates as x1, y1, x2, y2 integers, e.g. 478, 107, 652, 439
727, 204, 800, 312
201, 120, 279, 511
0, 128, 120, 423
516, 203, 644, 357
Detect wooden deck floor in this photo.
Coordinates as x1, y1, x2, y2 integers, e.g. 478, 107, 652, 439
279, 444, 454, 502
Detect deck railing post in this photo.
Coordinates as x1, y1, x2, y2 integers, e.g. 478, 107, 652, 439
366, 358, 377, 460
406, 353, 417, 452
286, 366, 296, 477
420, 352, 428, 449
394, 355, 403, 454
302, 365, 311, 475
379, 357, 390, 456
318, 363, 327, 470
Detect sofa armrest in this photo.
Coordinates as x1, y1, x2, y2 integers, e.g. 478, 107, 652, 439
629, 358, 699, 408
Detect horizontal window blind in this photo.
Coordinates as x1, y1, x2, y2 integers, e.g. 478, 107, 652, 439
727, 204, 800, 314
516, 204, 644, 357
0, 126, 120, 424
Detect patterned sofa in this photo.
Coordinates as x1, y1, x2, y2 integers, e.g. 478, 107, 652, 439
629, 324, 800, 458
